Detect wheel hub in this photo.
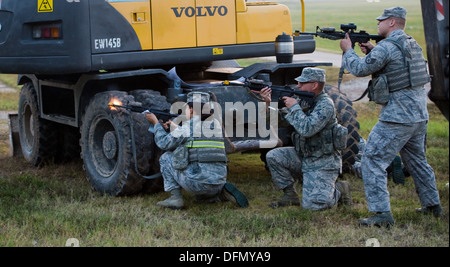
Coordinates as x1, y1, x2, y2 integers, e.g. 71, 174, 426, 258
102, 131, 117, 159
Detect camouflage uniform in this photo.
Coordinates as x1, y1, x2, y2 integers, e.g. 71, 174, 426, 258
153, 92, 228, 200
342, 7, 440, 213
154, 117, 227, 199
151, 92, 249, 209
266, 68, 344, 211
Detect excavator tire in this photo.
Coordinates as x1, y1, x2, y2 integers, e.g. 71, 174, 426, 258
129, 89, 170, 194
80, 91, 145, 196
324, 85, 361, 173
18, 82, 58, 166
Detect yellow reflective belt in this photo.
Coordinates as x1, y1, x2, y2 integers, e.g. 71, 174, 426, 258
186, 141, 225, 149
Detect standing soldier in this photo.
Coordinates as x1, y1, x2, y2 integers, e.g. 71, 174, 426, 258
260, 67, 352, 211
340, 7, 442, 227
145, 92, 249, 209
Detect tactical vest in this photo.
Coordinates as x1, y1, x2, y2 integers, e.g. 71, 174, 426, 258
375, 34, 430, 92
186, 138, 228, 163
292, 93, 345, 158
172, 118, 228, 170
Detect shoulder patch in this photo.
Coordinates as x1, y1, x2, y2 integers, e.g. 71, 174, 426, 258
365, 55, 377, 64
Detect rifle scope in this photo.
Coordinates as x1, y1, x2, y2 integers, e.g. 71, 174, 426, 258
341, 23, 357, 32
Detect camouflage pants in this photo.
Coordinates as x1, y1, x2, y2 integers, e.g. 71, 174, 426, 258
159, 152, 225, 198
266, 147, 303, 189
302, 169, 340, 210
266, 147, 340, 210
361, 121, 440, 212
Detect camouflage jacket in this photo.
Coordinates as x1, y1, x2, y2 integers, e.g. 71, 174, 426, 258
284, 92, 341, 171
342, 29, 429, 123
153, 116, 227, 185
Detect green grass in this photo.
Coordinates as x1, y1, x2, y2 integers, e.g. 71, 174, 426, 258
0, 92, 19, 111
0, 74, 20, 111
0, 101, 448, 247
0, 74, 20, 89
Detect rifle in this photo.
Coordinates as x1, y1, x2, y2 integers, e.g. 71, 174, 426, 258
243, 79, 316, 108
300, 23, 383, 90
109, 103, 180, 132
300, 23, 384, 51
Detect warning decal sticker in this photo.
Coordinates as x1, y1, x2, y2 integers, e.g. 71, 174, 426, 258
38, 0, 53, 13
213, 47, 224, 55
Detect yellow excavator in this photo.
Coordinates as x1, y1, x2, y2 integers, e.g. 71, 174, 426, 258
10, 0, 447, 196
0, 0, 312, 73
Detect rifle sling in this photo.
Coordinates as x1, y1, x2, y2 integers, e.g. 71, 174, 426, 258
352, 86, 369, 102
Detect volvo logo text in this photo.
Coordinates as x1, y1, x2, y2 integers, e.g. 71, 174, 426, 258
171, 6, 228, 18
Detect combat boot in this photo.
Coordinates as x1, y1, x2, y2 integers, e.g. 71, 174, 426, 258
269, 184, 300, 209
416, 204, 443, 218
156, 188, 184, 210
336, 181, 352, 206
358, 212, 395, 228
219, 182, 249, 208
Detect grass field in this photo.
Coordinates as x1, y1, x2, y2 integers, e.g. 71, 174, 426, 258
0, 0, 448, 248
0, 110, 448, 247
0, 85, 448, 247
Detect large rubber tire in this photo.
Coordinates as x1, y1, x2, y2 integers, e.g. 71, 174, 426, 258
129, 89, 171, 194
18, 82, 58, 166
324, 85, 361, 173
80, 91, 145, 196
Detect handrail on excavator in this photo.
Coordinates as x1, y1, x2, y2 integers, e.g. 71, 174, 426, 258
300, 0, 305, 32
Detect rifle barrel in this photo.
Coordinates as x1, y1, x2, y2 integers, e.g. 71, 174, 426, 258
300, 25, 383, 43
298, 32, 318, 36
109, 104, 179, 117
